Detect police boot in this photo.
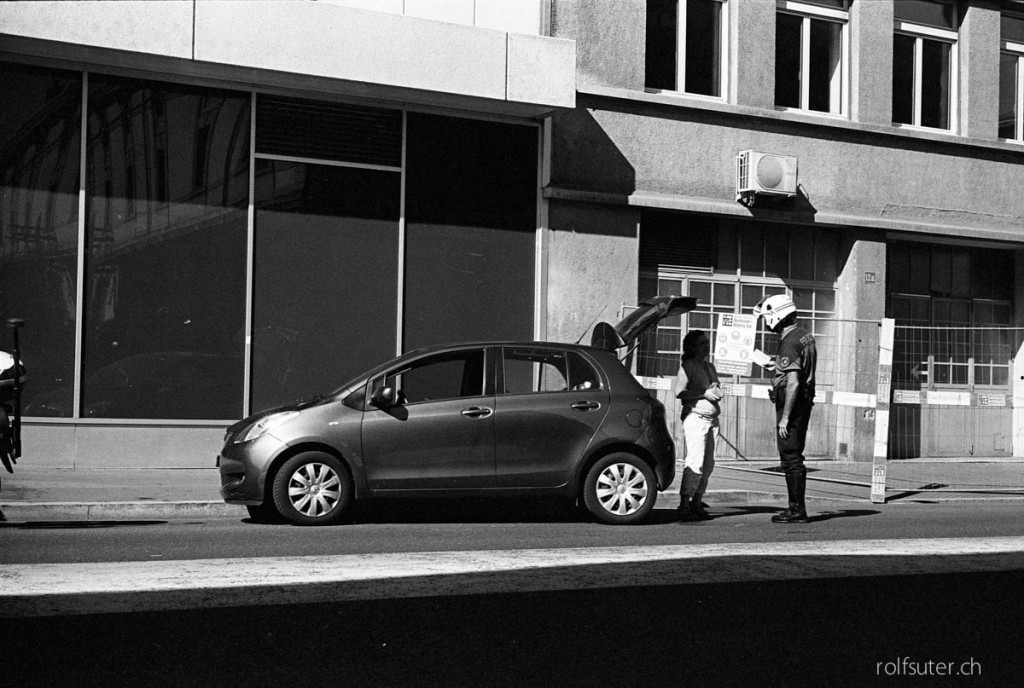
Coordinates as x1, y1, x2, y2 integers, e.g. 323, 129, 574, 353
772, 473, 809, 523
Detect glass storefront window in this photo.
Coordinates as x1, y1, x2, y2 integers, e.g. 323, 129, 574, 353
1, 63, 82, 417
82, 78, 250, 419
403, 113, 537, 351
252, 160, 401, 412
5, 66, 541, 423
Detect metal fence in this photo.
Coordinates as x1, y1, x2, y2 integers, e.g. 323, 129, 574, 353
631, 316, 1024, 500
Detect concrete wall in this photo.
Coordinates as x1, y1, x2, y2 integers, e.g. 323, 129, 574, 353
23, 424, 224, 469
325, 0, 550, 36
547, 0, 1024, 241
731, 0, 776, 109
959, 0, 1002, 139
546, 202, 639, 345
550, 0, 646, 90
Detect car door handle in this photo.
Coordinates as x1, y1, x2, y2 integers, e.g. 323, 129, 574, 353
461, 406, 494, 419
570, 401, 602, 411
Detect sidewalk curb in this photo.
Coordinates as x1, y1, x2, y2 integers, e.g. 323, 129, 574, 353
2, 490, 1018, 522
0, 490, 842, 522
1, 501, 247, 521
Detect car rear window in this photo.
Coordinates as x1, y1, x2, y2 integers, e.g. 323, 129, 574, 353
501, 348, 601, 394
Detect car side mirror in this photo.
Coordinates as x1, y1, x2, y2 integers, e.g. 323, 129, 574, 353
371, 386, 398, 409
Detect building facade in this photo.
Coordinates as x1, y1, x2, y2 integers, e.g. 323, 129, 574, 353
2, 0, 1023, 468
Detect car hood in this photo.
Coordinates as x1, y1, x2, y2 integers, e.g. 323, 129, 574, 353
591, 295, 698, 350
226, 394, 330, 434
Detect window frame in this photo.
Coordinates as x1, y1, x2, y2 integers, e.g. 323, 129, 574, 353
1001, 18, 1024, 141
641, 271, 836, 381
893, 13, 960, 132
372, 347, 491, 407
889, 294, 1015, 391
645, 0, 730, 100
775, 0, 850, 117
498, 346, 603, 395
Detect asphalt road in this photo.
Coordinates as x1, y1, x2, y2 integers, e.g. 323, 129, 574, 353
3, 500, 1023, 686
2, 499, 1024, 565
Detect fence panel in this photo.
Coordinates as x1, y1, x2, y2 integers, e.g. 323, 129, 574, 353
634, 317, 884, 465
633, 318, 1024, 498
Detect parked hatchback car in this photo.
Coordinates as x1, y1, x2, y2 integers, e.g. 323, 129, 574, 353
218, 295, 696, 526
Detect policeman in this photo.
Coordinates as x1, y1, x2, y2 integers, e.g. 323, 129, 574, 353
753, 294, 817, 524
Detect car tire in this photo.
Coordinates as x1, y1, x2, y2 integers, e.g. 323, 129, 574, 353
582, 452, 657, 525
272, 451, 353, 526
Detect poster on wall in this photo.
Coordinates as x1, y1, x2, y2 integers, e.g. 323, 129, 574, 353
713, 313, 758, 376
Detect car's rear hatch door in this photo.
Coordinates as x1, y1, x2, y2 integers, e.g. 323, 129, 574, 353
591, 295, 698, 350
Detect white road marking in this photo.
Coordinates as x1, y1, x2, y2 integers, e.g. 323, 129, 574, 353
3, 536, 1024, 617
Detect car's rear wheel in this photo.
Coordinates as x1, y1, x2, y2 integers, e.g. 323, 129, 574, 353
272, 451, 353, 526
582, 452, 657, 525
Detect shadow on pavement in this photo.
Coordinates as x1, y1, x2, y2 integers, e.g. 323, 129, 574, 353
0, 520, 169, 530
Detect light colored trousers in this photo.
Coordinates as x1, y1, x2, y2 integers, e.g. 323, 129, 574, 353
680, 413, 719, 505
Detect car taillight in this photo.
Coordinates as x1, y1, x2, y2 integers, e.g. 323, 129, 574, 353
645, 396, 666, 423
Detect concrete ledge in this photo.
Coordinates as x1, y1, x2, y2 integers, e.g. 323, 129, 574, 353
1, 501, 246, 522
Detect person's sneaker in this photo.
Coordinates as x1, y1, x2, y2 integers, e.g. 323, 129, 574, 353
771, 507, 809, 523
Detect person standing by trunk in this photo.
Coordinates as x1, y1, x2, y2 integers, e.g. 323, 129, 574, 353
753, 294, 817, 524
673, 329, 723, 521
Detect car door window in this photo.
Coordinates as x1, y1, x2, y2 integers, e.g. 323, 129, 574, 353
566, 351, 602, 391
379, 348, 486, 405
501, 348, 601, 394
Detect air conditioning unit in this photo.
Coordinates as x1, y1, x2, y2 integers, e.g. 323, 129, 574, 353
736, 150, 798, 206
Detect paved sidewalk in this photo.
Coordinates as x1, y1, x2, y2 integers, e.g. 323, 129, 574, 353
0, 459, 1021, 521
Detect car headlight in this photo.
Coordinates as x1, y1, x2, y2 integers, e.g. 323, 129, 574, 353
235, 411, 299, 444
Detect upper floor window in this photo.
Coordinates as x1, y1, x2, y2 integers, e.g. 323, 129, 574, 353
775, 0, 849, 115
1000, 10, 1024, 140
646, 0, 728, 98
893, 0, 958, 130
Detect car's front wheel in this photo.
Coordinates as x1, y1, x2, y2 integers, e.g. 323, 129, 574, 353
272, 451, 353, 526
582, 452, 657, 525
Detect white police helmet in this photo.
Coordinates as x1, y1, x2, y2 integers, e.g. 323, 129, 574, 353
753, 294, 797, 331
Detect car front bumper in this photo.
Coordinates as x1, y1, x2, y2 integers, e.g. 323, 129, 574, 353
217, 434, 285, 505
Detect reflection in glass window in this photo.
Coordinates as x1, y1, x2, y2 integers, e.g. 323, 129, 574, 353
646, 0, 727, 98
82, 78, 250, 419
775, 1, 847, 115
1, 63, 82, 418
383, 349, 486, 404
894, 0, 956, 29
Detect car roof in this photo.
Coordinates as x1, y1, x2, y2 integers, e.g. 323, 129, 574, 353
329, 340, 621, 397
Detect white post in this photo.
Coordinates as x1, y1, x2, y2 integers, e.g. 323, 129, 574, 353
871, 319, 895, 503
1013, 340, 1024, 457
